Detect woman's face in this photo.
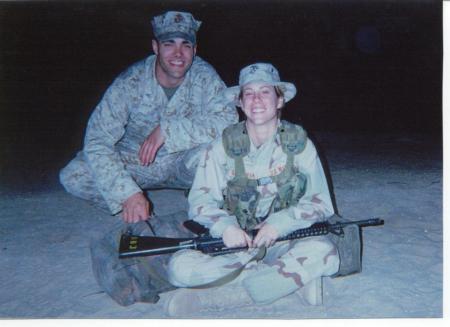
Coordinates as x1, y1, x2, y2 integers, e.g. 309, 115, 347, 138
239, 82, 283, 128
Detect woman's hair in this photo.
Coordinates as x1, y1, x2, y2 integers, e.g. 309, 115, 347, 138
238, 85, 286, 117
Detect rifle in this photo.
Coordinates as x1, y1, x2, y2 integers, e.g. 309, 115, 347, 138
118, 217, 384, 259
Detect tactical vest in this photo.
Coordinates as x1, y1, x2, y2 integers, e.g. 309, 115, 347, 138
222, 120, 308, 231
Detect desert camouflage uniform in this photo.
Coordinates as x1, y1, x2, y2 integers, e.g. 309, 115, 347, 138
167, 123, 340, 304
60, 55, 238, 215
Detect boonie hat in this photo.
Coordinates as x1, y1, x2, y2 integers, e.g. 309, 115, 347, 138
151, 11, 201, 44
223, 63, 297, 107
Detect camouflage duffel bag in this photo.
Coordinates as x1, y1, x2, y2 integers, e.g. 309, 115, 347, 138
89, 210, 194, 306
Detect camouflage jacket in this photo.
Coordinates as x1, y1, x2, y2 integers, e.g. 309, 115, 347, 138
83, 55, 238, 214
188, 123, 334, 238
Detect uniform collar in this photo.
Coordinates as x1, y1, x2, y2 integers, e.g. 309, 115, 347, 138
248, 119, 282, 153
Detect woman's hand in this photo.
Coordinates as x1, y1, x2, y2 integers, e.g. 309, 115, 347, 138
253, 223, 279, 248
222, 225, 253, 248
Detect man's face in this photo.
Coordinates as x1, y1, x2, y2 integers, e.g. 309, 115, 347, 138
152, 38, 197, 88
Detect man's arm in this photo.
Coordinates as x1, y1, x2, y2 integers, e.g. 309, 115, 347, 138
138, 125, 165, 166
160, 65, 238, 154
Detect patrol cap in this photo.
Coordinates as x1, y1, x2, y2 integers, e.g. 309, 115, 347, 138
151, 11, 201, 44
223, 63, 297, 107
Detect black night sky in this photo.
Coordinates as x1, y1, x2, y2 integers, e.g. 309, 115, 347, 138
0, 0, 443, 191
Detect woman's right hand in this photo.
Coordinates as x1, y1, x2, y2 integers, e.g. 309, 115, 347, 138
222, 225, 253, 248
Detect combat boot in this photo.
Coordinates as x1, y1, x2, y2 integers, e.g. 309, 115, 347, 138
163, 283, 254, 317
296, 277, 323, 305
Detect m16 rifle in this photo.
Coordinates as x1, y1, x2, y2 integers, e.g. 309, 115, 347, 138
118, 218, 384, 259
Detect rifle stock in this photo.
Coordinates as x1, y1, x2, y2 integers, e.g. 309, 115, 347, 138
119, 217, 384, 259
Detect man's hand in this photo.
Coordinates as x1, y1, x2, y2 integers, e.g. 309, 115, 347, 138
139, 125, 165, 165
122, 192, 150, 223
253, 223, 279, 248
222, 225, 253, 249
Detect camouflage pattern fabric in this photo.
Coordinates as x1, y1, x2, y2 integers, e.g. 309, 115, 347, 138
221, 121, 308, 231
60, 55, 238, 214
173, 120, 339, 303
90, 211, 195, 306
188, 120, 334, 239
167, 236, 339, 304
60, 145, 204, 211
151, 11, 201, 44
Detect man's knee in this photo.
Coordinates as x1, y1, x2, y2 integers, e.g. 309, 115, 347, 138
59, 160, 76, 192
59, 154, 93, 197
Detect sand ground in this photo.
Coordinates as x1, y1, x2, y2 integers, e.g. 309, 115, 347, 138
0, 132, 443, 319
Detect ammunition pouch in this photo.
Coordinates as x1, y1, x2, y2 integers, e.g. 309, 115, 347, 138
222, 120, 308, 231
225, 177, 260, 231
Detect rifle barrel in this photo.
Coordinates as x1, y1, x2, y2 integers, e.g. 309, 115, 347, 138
336, 218, 384, 227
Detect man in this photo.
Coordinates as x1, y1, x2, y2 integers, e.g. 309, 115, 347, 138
59, 11, 237, 306
60, 11, 237, 223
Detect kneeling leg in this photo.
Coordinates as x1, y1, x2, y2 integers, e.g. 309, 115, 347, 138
242, 236, 339, 304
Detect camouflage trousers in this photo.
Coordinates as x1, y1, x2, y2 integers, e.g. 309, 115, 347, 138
59, 146, 204, 213
167, 236, 339, 304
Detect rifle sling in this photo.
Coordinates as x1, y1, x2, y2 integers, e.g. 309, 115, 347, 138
187, 246, 267, 289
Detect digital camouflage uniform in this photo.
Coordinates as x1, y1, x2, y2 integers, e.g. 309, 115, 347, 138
59, 10, 239, 306
59, 40, 237, 306
167, 121, 340, 304
60, 55, 238, 214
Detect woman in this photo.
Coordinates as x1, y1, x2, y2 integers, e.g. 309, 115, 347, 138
164, 63, 340, 316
